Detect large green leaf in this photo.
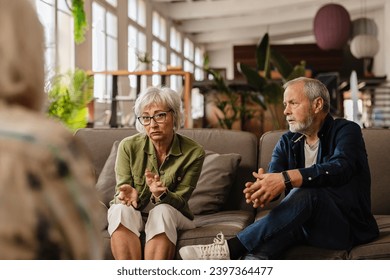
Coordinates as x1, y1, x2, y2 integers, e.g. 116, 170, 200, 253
237, 62, 266, 91
270, 48, 293, 80
243, 90, 267, 110
256, 33, 271, 79
286, 60, 307, 81
263, 82, 284, 105
206, 68, 231, 94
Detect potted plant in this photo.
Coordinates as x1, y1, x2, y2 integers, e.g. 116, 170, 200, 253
203, 55, 265, 131
47, 68, 94, 132
237, 33, 306, 130
136, 51, 152, 71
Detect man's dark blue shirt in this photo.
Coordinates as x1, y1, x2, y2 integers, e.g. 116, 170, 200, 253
269, 114, 379, 245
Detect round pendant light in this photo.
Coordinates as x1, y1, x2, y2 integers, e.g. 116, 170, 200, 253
350, 34, 379, 59
351, 17, 378, 37
313, 3, 351, 50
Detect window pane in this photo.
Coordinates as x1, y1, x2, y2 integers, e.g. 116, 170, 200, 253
195, 67, 204, 81
57, 0, 68, 12
138, 0, 146, 27
92, 3, 106, 99
57, 10, 74, 72
195, 47, 203, 66
176, 32, 182, 52
128, 25, 137, 72
36, 0, 55, 77
92, 3, 106, 71
128, 0, 136, 21
159, 16, 166, 41
138, 32, 146, 53
107, 37, 118, 71
184, 38, 194, 60
106, 0, 117, 7
170, 53, 182, 67
152, 11, 166, 42
152, 41, 159, 71
107, 12, 117, 38
94, 74, 106, 100
170, 76, 182, 93
170, 27, 181, 52
152, 11, 159, 37
159, 46, 166, 66
184, 60, 194, 72
170, 27, 176, 49
128, 0, 146, 27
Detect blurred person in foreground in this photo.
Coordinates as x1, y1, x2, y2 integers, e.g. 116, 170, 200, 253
108, 86, 205, 260
0, 0, 103, 259
179, 77, 379, 260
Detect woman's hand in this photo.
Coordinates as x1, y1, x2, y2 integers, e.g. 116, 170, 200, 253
117, 184, 138, 208
145, 169, 167, 197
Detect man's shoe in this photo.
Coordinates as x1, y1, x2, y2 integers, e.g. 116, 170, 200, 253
179, 232, 230, 260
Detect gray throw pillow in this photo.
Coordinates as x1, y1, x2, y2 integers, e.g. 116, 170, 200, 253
95, 141, 119, 207
188, 150, 242, 215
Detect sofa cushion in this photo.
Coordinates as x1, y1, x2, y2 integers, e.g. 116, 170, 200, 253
188, 150, 241, 215
95, 141, 119, 207
348, 215, 390, 259
279, 246, 348, 260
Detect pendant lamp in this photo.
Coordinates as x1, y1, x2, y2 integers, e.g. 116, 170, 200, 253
313, 3, 351, 50
350, 34, 379, 59
351, 17, 378, 37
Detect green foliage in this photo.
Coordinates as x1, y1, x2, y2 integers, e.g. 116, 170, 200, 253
204, 66, 239, 129
47, 69, 94, 132
71, 0, 88, 44
204, 56, 262, 130
237, 32, 306, 129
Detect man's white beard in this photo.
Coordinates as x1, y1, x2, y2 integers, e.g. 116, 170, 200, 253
288, 112, 314, 133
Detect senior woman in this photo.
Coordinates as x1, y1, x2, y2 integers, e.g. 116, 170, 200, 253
108, 86, 205, 260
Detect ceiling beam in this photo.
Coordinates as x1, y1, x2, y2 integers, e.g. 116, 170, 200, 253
154, 0, 319, 20
193, 18, 313, 44
179, 5, 318, 33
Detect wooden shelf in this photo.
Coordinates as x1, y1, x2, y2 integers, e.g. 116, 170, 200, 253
87, 70, 193, 128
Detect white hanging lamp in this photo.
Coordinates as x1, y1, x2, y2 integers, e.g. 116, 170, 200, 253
350, 34, 379, 59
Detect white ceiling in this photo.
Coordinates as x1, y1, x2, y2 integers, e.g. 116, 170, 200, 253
151, 0, 386, 51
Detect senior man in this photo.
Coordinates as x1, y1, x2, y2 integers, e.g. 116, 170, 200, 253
179, 77, 379, 260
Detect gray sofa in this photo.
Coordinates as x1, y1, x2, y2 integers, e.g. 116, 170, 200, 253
75, 127, 390, 259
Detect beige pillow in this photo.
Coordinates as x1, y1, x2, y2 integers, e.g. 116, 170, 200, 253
188, 150, 241, 215
95, 141, 119, 207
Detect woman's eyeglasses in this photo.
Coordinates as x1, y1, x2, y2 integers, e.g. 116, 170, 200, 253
137, 110, 172, 126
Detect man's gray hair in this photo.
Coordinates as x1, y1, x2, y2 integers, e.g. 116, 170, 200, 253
134, 86, 184, 133
283, 77, 330, 113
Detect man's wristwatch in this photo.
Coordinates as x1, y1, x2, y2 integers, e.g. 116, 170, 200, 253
282, 171, 293, 189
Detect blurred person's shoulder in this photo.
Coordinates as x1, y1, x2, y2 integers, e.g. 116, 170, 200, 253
0, 104, 94, 177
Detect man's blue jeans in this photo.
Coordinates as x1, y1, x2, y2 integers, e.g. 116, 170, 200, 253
237, 188, 353, 259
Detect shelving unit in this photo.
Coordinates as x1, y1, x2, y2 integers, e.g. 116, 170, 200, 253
87, 70, 194, 128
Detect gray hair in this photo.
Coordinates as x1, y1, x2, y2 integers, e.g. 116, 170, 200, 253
0, 0, 45, 111
134, 86, 184, 133
283, 77, 330, 113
